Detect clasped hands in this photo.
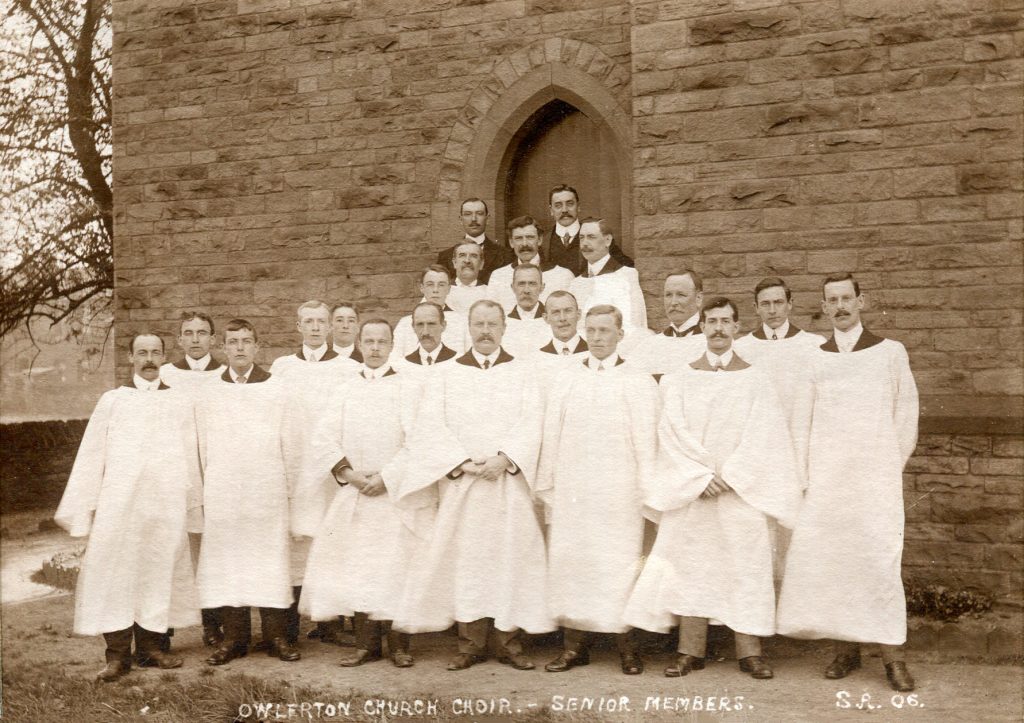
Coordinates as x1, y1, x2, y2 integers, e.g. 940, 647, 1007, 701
460, 453, 511, 481
701, 473, 733, 499
341, 468, 386, 496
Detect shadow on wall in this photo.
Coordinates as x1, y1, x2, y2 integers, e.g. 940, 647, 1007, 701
1, 421, 88, 517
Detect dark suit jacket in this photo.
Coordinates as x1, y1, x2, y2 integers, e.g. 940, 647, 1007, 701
220, 365, 272, 383
171, 356, 221, 371
404, 344, 457, 365
437, 237, 514, 285
542, 228, 634, 277
820, 328, 884, 353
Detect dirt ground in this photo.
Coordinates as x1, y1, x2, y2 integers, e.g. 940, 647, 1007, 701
2, 591, 1022, 722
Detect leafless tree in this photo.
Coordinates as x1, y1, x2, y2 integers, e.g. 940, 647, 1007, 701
0, 0, 112, 339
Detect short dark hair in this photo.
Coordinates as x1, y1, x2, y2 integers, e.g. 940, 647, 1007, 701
548, 184, 579, 205
666, 270, 703, 293
223, 318, 258, 342
179, 311, 214, 335
460, 197, 488, 215
129, 331, 165, 354
331, 301, 358, 317
700, 296, 739, 323
585, 304, 623, 329
412, 301, 446, 324
754, 277, 792, 302
512, 262, 543, 282
579, 217, 613, 237
358, 318, 393, 341
421, 264, 452, 284
821, 272, 860, 298
506, 215, 541, 237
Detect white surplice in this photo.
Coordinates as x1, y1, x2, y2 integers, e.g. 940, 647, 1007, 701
390, 307, 469, 364
447, 282, 489, 315
568, 265, 648, 331
777, 337, 918, 645
55, 386, 202, 635
625, 361, 802, 637
159, 360, 224, 391
537, 358, 658, 633
195, 375, 293, 609
394, 352, 554, 634
487, 262, 575, 314
628, 331, 706, 378
502, 316, 550, 359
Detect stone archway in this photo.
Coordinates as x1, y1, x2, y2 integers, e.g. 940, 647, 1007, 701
433, 38, 632, 252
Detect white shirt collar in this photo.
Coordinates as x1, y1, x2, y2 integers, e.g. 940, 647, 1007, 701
557, 220, 580, 240
587, 253, 611, 277
519, 253, 541, 266
455, 278, 479, 288
672, 312, 701, 333
133, 374, 161, 391
464, 232, 486, 245
472, 347, 501, 368
553, 333, 582, 354
361, 364, 391, 380
764, 319, 790, 339
303, 342, 328, 362
333, 343, 355, 357
586, 352, 619, 370
229, 365, 254, 383
418, 345, 442, 364
705, 348, 734, 369
515, 303, 541, 319
185, 353, 212, 371
833, 322, 864, 352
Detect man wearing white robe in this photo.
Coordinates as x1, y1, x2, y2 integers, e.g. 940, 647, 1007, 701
391, 265, 469, 360
56, 332, 201, 681
400, 302, 458, 369
503, 264, 552, 357
270, 300, 345, 375
625, 297, 802, 680
777, 273, 919, 693
160, 311, 223, 390
330, 302, 363, 362
300, 320, 449, 668
396, 300, 553, 671
568, 218, 648, 331
537, 305, 658, 676
629, 271, 706, 379
446, 242, 489, 315
536, 290, 588, 358
487, 215, 574, 314
196, 319, 299, 665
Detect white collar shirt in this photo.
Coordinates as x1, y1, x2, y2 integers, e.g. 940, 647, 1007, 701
587, 254, 611, 277
764, 319, 790, 340
465, 232, 486, 245
133, 374, 161, 391
229, 365, 254, 383
556, 220, 580, 243
186, 353, 213, 371
515, 304, 541, 319
333, 343, 355, 357
705, 348, 735, 369
418, 346, 442, 365
586, 352, 619, 371
833, 322, 864, 353
554, 334, 583, 355
302, 343, 328, 362
361, 364, 390, 380
472, 348, 501, 369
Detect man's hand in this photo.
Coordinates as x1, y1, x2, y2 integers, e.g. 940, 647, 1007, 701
700, 474, 733, 499
459, 460, 483, 476
342, 468, 370, 491
477, 454, 509, 481
360, 473, 386, 497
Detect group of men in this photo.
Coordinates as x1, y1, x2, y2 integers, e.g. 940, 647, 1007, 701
57, 186, 919, 695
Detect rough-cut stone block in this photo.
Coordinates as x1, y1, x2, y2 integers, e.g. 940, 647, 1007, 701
689, 8, 800, 45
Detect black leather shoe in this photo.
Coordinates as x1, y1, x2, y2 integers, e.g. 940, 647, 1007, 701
620, 652, 644, 675
268, 637, 301, 662
206, 644, 247, 666
885, 661, 916, 692
136, 650, 183, 669
824, 652, 861, 679
202, 626, 224, 648
498, 653, 535, 670
447, 653, 486, 671
739, 655, 773, 679
339, 648, 381, 667
390, 650, 415, 668
96, 660, 130, 682
664, 654, 705, 677
544, 649, 590, 672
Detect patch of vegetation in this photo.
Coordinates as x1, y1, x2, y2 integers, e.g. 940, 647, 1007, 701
906, 583, 994, 621
30, 548, 83, 591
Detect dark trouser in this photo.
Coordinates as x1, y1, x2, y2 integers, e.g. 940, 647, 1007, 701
202, 607, 222, 631
285, 586, 301, 645
103, 624, 165, 665
677, 616, 761, 658
352, 612, 410, 655
563, 627, 638, 655
222, 606, 288, 648
457, 617, 522, 657
835, 639, 905, 664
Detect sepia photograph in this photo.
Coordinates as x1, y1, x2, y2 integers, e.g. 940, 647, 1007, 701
1, 0, 1021, 720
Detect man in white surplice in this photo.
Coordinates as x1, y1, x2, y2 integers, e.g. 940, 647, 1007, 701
625, 297, 802, 681
391, 265, 469, 360
56, 332, 201, 682
629, 271, 706, 379
159, 310, 224, 390
299, 319, 450, 668
502, 263, 552, 357
568, 218, 648, 331
537, 305, 658, 676
196, 319, 299, 665
330, 302, 363, 362
487, 215, 574, 314
446, 242, 489, 315
777, 273, 919, 693
396, 299, 553, 671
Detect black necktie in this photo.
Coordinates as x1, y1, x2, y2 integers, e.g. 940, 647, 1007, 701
426, 356, 433, 365
482, 359, 491, 369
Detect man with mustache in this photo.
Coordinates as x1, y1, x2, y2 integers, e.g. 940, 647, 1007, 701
402, 302, 458, 368
197, 319, 300, 665
160, 311, 223, 390
330, 302, 363, 362
446, 242, 489, 315
487, 215, 574, 314
502, 264, 552, 357
542, 185, 633, 277
57, 332, 202, 682
626, 298, 802, 681
777, 273, 919, 693
631, 271, 708, 379
537, 305, 658, 676
568, 218, 648, 330
537, 291, 587, 358
436, 197, 513, 284
396, 300, 553, 671
391, 265, 470, 361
